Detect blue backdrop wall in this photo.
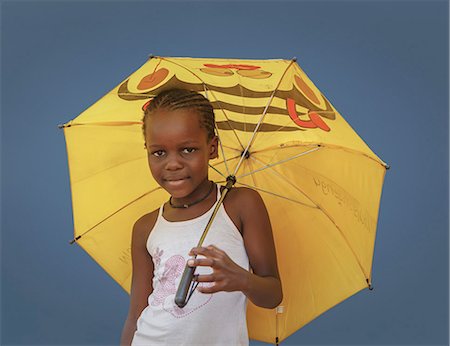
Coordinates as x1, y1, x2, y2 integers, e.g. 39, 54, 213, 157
1, 1, 448, 345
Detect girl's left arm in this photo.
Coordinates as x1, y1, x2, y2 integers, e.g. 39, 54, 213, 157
189, 188, 282, 309
236, 188, 283, 308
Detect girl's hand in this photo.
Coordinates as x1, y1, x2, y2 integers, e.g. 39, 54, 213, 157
188, 245, 249, 294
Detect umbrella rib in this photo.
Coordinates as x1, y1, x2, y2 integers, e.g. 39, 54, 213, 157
211, 154, 242, 166
249, 142, 388, 169
233, 59, 296, 176
61, 121, 143, 127
255, 117, 299, 165
236, 146, 320, 180
159, 56, 207, 83
209, 154, 242, 177
249, 155, 318, 206
74, 155, 241, 242
208, 163, 226, 179
221, 144, 241, 153
255, 114, 304, 150
246, 156, 258, 187
236, 182, 318, 209
249, 155, 370, 279
215, 122, 231, 176
208, 164, 226, 179
160, 57, 245, 152
70, 187, 163, 243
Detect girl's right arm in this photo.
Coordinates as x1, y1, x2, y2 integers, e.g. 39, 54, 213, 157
120, 213, 156, 346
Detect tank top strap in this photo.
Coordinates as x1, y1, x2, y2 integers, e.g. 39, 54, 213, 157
157, 202, 165, 218
215, 182, 221, 202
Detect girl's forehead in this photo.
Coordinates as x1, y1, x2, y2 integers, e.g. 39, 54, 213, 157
145, 108, 208, 142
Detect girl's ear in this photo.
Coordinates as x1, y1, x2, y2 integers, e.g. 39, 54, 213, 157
209, 136, 219, 159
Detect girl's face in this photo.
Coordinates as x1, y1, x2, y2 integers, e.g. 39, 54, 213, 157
144, 108, 218, 200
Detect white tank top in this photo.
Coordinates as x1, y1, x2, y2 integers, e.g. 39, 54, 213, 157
132, 184, 250, 346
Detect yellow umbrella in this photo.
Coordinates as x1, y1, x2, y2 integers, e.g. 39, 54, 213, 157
61, 56, 388, 344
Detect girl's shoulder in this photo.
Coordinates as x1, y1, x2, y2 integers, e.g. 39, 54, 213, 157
222, 185, 262, 205
132, 208, 160, 244
222, 186, 266, 234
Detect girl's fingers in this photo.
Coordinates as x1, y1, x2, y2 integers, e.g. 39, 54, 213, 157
186, 245, 242, 294
193, 274, 215, 282
189, 246, 215, 257
187, 257, 216, 267
206, 244, 226, 255
189, 245, 225, 257
197, 284, 219, 294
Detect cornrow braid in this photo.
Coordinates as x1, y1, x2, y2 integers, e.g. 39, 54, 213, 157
143, 88, 216, 140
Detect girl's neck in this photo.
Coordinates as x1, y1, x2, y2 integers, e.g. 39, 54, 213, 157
162, 181, 218, 222
169, 180, 215, 209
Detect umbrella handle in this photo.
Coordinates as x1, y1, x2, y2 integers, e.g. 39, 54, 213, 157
175, 263, 197, 308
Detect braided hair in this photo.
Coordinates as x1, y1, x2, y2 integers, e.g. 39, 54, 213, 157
143, 88, 216, 140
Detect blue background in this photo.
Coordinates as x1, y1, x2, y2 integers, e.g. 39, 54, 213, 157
1, 1, 448, 345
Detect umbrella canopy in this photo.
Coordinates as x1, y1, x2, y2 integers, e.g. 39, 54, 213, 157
62, 56, 388, 344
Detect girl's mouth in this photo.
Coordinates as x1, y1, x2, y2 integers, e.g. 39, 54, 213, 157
164, 177, 189, 187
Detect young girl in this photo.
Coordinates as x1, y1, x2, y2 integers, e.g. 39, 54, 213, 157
120, 88, 282, 346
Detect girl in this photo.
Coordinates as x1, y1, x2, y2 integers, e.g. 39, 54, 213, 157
121, 88, 282, 345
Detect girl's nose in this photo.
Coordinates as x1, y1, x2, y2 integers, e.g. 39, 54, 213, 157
164, 154, 183, 170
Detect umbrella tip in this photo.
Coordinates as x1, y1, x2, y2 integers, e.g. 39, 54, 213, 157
385, 164, 390, 170
366, 278, 374, 290
292, 57, 297, 62
58, 122, 72, 129
148, 54, 155, 59
69, 235, 81, 245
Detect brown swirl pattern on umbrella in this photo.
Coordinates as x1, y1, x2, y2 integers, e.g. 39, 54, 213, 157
117, 64, 336, 132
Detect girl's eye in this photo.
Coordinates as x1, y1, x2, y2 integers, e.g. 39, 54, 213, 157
152, 150, 165, 157
182, 148, 196, 154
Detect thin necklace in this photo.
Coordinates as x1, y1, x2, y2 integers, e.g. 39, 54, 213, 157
169, 181, 215, 209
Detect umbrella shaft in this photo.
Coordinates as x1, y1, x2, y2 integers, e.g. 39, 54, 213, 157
175, 176, 236, 308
